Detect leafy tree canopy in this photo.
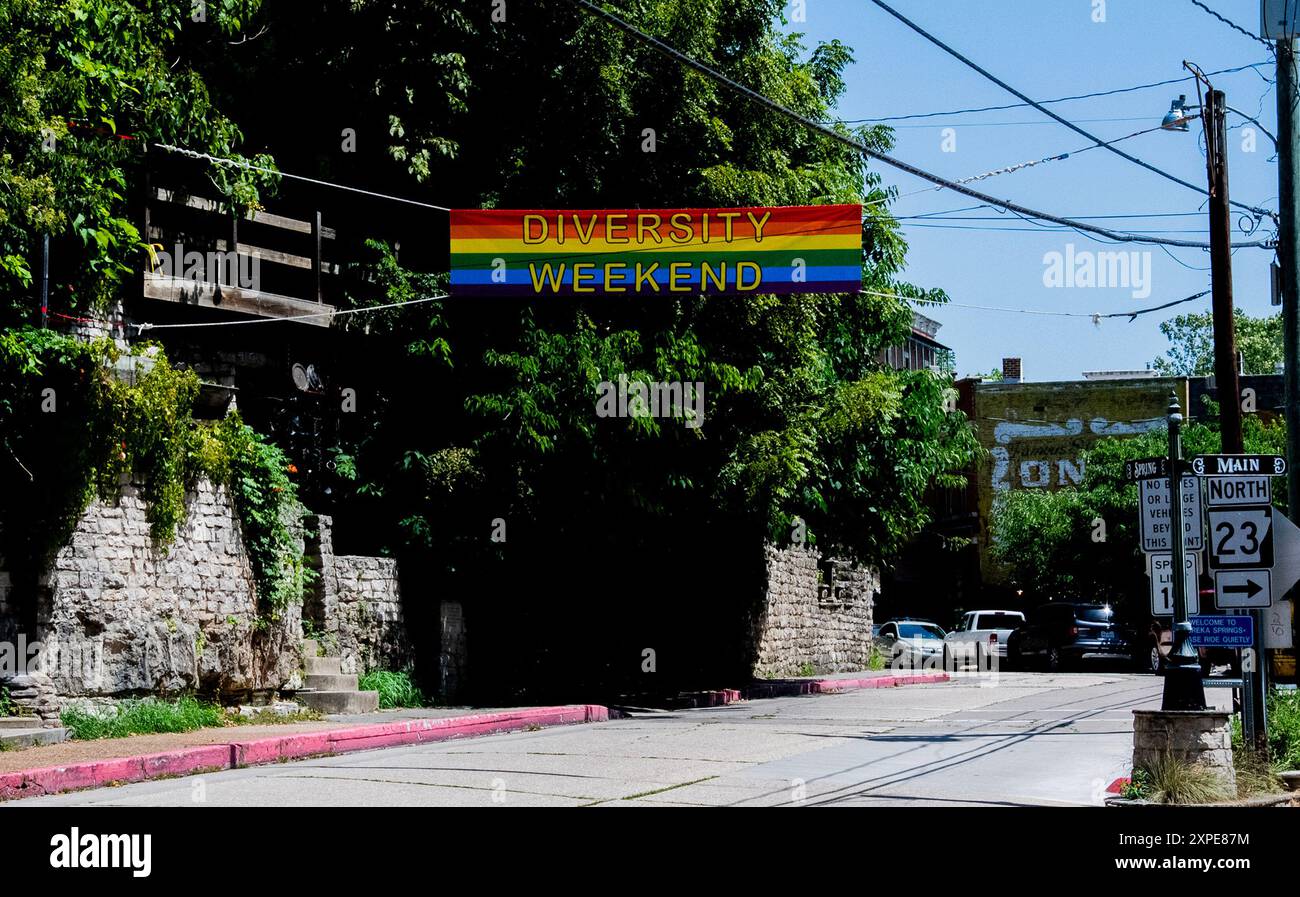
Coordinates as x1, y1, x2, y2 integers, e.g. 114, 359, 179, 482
1152, 309, 1283, 377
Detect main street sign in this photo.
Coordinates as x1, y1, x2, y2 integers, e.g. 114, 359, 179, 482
1205, 476, 1271, 506
1207, 505, 1274, 569
1190, 614, 1254, 648
1139, 476, 1203, 552
1190, 454, 1287, 477
1147, 551, 1200, 615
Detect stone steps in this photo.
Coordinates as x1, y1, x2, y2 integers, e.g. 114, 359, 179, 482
0, 717, 41, 730
295, 690, 379, 714
295, 639, 378, 715
0, 726, 68, 750
304, 673, 358, 691
305, 656, 342, 676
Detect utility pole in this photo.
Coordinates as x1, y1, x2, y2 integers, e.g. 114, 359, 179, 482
1197, 77, 1264, 744
1204, 88, 1244, 454
1283, 40, 1300, 518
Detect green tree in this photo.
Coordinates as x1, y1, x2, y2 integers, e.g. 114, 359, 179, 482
991, 411, 1287, 605
1152, 309, 1283, 377
0, 0, 276, 321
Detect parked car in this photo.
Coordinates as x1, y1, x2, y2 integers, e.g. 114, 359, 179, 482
943, 610, 1025, 669
875, 620, 947, 668
1006, 603, 1136, 671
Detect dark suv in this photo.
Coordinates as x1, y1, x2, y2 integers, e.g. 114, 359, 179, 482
1006, 603, 1137, 671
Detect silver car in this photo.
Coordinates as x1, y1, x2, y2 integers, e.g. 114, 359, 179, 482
875, 620, 947, 668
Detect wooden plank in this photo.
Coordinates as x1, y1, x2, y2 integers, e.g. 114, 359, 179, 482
148, 227, 334, 273
142, 273, 335, 326
152, 188, 337, 239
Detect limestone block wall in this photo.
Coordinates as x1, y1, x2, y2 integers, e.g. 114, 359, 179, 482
750, 544, 877, 678
3, 478, 301, 716
304, 515, 411, 675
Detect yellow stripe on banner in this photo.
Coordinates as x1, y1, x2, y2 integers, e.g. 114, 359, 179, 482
450, 232, 861, 256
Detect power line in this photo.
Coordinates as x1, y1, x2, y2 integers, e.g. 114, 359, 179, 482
867, 0, 1279, 224
150, 143, 453, 212
134, 293, 449, 332
1187, 0, 1272, 47
566, 0, 1272, 249
903, 288, 1211, 322
840, 61, 1272, 124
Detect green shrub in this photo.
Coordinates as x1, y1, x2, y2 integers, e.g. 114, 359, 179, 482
1266, 689, 1300, 770
0, 686, 12, 717
359, 670, 427, 709
60, 696, 225, 740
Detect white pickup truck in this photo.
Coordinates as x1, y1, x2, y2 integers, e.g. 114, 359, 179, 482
943, 610, 1026, 670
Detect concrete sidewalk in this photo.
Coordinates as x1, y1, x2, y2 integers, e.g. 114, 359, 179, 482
0, 705, 607, 802
671, 669, 949, 707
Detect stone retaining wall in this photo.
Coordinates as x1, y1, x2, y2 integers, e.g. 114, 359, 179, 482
303, 515, 411, 675
1132, 709, 1236, 793
750, 544, 877, 678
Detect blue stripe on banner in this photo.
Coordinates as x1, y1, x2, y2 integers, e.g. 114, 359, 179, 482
449, 265, 862, 286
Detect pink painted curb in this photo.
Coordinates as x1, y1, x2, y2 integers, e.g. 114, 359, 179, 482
676, 672, 950, 707
810, 673, 950, 693
0, 704, 608, 802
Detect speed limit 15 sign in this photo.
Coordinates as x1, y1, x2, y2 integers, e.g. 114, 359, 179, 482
1207, 504, 1274, 570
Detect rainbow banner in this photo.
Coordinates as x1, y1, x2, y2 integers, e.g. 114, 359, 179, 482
449, 204, 862, 296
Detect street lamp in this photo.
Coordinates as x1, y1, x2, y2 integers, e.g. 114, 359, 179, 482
1162, 95, 1192, 132
1162, 392, 1207, 712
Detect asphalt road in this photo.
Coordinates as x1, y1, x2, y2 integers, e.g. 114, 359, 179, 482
11, 671, 1230, 807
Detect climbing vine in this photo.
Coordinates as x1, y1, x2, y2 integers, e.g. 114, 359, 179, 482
0, 327, 306, 623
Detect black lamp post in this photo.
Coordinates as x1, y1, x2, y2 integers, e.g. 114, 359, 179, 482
1163, 391, 1207, 712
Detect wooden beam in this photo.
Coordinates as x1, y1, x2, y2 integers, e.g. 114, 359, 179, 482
152, 188, 337, 239
142, 273, 335, 327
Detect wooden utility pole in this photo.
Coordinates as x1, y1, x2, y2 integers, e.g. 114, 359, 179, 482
1204, 88, 1244, 454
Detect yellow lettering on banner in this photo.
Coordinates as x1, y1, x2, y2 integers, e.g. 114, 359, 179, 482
737, 261, 762, 291
604, 264, 627, 293
606, 213, 629, 244
522, 214, 548, 244
636, 262, 660, 292
555, 213, 565, 245
669, 262, 691, 292
530, 263, 567, 293
573, 214, 598, 245
717, 212, 739, 243
700, 212, 710, 244
636, 214, 663, 244
746, 211, 772, 243
701, 261, 726, 292
669, 213, 693, 244
573, 263, 597, 292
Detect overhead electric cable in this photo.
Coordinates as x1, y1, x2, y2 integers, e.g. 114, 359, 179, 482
867, 0, 1279, 223
151, 143, 453, 212
134, 293, 450, 332
841, 61, 1271, 124
1186, 0, 1272, 47
565, 0, 1273, 249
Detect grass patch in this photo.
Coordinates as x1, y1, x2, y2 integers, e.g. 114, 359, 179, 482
226, 708, 324, 726
359, 669, 427, 709
867, 646, 888, 672
60, 696, 225, 740
1133, 752, 1235, 805
1264, 689, 1300, 770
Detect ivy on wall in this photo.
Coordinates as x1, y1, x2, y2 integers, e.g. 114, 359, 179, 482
0, 327, 306, 623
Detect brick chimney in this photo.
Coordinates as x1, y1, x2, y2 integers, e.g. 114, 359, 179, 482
1001, 357, 1022, 383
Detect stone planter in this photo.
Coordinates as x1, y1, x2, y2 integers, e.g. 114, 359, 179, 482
1132, 708, 1235, 793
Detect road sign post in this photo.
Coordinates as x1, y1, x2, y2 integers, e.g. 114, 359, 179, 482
1163, 394, 1206, 712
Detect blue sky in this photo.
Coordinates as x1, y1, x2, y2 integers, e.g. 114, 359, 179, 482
782, 0, 1282, 381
